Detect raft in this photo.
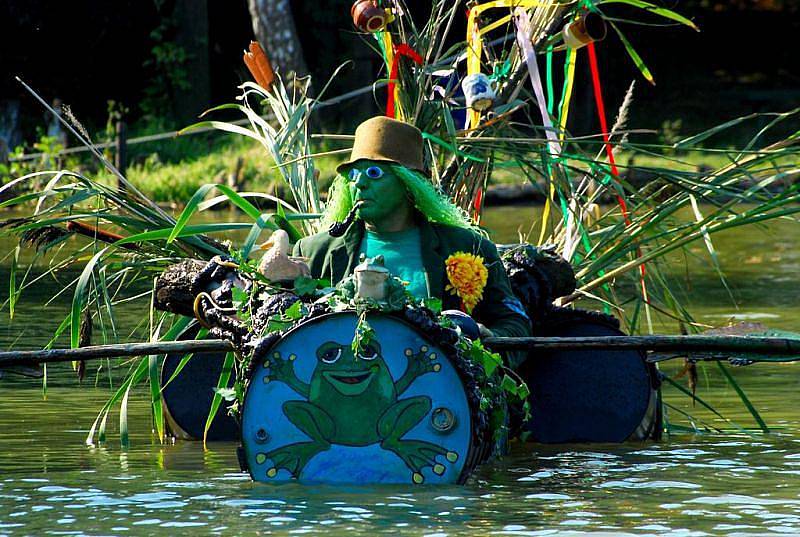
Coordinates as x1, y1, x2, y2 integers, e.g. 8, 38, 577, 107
162, 307, 660, 483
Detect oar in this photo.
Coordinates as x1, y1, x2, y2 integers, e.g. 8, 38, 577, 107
1, 335, 800, 369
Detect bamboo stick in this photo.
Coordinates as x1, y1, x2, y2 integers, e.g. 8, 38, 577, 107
483, 335, 800, 357
2, 335, 800, 370
0, 340, 234, 368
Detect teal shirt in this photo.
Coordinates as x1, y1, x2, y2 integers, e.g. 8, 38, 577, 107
359, 227, 429, 299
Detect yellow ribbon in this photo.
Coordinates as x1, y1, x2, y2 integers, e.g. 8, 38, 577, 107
558, 49, 577, 140
380, 31, 406, 119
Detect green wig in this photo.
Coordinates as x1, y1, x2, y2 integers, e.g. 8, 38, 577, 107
321, 164, 478, 231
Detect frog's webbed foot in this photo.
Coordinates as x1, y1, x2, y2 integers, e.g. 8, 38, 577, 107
255, 401, 334, 479
382, 438, 458, 484
405, 345, 441, 375
262, 350, 297, 384
257, 440, 330, 479
379, 396, 458, 484
396, 345, 441, 394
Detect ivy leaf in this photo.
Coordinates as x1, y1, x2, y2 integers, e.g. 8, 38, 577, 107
283, 300, 306, 320
352, 312, 375, 355
293, 276, 319, 297
423, 297, 442, 314
522, 400, 532, 422
500, 374, 518, 395
516, 381, 531, 401
231, 286, 249, 310
464, 339, 502, 377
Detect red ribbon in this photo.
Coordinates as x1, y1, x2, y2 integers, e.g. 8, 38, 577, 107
587, 41, 650, 301
386, 43, 423, 118
587, 41, 629, 223
473, 186, 484, 223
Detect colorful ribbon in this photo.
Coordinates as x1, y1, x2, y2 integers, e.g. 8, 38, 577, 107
587, 41, 651, 328
538, 47, 578, 246
386, 43, 423, 119
515, 8, 572, 253
514, 8, 560, 155
465, 0, 548, 128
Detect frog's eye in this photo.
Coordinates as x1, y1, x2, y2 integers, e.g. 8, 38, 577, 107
358, 343, 379, 361
320, 347, 342, 364
365, 166, 384, 179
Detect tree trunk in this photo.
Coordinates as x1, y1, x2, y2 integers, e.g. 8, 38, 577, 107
0, 99, 21, 154
174, 0, 211, 122
247, 0, 308, 79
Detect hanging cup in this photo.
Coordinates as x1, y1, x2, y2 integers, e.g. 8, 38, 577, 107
461, 73, 497, 112
562, 12, 607, 50
351, 0, 390, 33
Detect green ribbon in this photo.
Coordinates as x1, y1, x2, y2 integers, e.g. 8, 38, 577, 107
546, 46, 554, 116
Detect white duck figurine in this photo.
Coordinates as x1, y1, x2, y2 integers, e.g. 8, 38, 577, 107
257, 229, 310, 283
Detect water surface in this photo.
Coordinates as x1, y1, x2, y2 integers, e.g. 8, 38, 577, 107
1, 205, 799, 536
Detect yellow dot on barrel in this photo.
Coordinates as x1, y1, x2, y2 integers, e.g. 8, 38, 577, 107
429, 353, 437, 360
421, 346, 428, 353
433, 364, 441, 372
273, 352, 280, 358
267, 467, 277, 478
256, 453, 266, 464
289, 354, 296, 361
405, 348, 412, 356
412, 472, 424, 484
446, 451, 459, 462
433, 464, 445, 475
263, 376, 270, 383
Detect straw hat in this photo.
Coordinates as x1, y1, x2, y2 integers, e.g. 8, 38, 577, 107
336, 116, 425, 174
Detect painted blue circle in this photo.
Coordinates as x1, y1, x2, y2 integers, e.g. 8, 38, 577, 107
241, 312, 473, 484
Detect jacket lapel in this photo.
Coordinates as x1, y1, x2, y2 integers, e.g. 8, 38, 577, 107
329, 220, 364, 283
420, 219, 445, 300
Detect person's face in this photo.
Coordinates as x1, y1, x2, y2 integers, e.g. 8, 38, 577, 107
345, 160, 412, 225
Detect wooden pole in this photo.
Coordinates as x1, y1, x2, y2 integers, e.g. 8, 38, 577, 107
0, 340, 234, 368
115, 120, 127, 190
483, 335, 800, 356
2, 335, 800, 370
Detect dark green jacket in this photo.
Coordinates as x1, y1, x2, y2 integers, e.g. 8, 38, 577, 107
293, 217, 531, 343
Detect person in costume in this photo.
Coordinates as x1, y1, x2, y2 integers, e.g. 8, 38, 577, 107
293, 116, 530, 356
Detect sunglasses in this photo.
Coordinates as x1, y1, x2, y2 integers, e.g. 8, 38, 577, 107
348, 165, 385, 181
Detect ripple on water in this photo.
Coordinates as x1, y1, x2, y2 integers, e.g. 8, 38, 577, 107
599, 479, 702, 490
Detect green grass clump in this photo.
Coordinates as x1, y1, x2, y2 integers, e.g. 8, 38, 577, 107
125, 136, 347, 205
127, 139, 278, 203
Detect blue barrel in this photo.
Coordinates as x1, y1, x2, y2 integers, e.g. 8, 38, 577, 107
161, 324, 238, 441
241, 312, 478, 484
518, 310, 660, 443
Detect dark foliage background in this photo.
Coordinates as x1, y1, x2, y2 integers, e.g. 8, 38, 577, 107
1, 0, 797, 146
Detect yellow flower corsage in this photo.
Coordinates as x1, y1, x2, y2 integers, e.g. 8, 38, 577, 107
444, 252, 488, 314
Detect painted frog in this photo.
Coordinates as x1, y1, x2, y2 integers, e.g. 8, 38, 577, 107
256, 339, 458, 483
